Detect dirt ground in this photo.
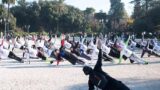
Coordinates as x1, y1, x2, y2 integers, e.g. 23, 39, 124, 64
0, 49, 160, 90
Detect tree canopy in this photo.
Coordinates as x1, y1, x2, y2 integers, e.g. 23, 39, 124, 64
131, 0, 160, 33
0, 0, 160, 35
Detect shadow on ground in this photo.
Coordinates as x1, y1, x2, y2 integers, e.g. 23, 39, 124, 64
125, 78, 160, 90
65, 78, 160, 90
64, 83, 88, 90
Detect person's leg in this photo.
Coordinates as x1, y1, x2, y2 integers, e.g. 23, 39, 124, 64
70, 53, 85, 65
23, 52, 25, 58
141, 49, 147, 58
12, 47, 14, 51
37, 52, 46, 60
50, 50, 56, 58
152, 51, 160, 57
71, 49, 80, 56
148, 50, 152, 57
56, 53, 62, 65
76, 59, 85, 65
107, 79, 130, 90
108, 47, 120, 58
103, 53, 113, 62
122, 55, 128, 61
130, 54, 148, 64
64, 51, 83, 65
8, 51, 24, 63
80, 52, 91, 60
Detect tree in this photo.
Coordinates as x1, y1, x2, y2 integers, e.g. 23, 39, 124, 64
149, 0, 160, 8
53, 0, 67, 33
108, 0, 128, 32
2, 0, 15, 32
83, 7, 96, 33
0, 4, 16, 33
94, 11, 108, 33
11, 0, 29, 28
131, 0, 160, 33
130, 0, 143, 19
17, 0, 27, 7
11, 0, 85, 33
131, 0, 160, 19
94, 11, 107, 23
84, 7, 95, 17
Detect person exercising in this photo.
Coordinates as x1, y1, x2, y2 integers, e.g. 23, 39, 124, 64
83, 39, 130, 90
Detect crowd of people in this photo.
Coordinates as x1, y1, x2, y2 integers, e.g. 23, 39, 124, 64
0, 32, 159, 64
0, 32, 160, 90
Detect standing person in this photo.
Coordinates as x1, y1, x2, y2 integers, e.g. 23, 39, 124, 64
83, 40, 130, 90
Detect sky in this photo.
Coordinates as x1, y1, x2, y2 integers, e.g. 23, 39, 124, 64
65, 0, 134, 16
0, 0, 134, 16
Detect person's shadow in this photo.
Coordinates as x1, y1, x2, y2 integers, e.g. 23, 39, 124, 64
64, 83, 88, 90
65, 78, 160, 90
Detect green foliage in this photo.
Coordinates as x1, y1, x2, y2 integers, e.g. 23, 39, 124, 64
0, 5, 16, 32
108, 0, 129, 32
109, 0, 126, 20
84, 7, 95, 15
13, 27, 26, 36
94, 12, 107, 22
11, 1, 87, 33
133, 18, 154, 33
132, 0, 160, 33
8, 0, 128, 34
85, 27, 91, 33
2, 0, 15, 4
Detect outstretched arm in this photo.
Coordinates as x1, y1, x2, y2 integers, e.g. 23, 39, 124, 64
94, 49, 102, 71
0, 39, 4, 46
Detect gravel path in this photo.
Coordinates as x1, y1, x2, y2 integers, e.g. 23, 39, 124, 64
0, 50, 160, 90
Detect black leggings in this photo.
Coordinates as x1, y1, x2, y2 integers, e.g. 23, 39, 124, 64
8, 51, 22, 62
37, 52, 46, 60
109, 47, 120, 58
63, 51, 84, 65
103, 53, 113, 61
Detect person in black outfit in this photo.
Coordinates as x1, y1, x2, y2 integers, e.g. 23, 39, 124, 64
83, 47, 130, 90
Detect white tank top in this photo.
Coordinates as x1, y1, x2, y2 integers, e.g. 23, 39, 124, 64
0, 46, 10, 59
28, 47, 38, 58
102, 44, 111, 55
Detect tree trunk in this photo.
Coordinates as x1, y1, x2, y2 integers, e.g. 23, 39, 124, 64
7, 3, 10, 33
